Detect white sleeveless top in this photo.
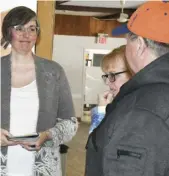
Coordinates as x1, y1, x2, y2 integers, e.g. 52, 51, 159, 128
7, 80, 39, 176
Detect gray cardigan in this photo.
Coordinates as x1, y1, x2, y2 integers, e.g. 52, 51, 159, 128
1, 54, 78, 176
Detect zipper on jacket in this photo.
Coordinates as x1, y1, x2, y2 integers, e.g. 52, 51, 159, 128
117, 149, 142, 159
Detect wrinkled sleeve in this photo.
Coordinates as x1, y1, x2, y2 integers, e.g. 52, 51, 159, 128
49, 117, 78, 146
48, 65, 78, 146
89, 106, 106, 134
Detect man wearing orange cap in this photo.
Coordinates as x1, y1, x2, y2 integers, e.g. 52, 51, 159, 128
85, 1, 169, 176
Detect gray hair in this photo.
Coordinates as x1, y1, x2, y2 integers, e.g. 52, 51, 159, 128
127, 32, 169, 57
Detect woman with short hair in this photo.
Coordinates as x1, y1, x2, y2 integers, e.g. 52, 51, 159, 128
1, 6, 78, 176
89, 45, 132, 133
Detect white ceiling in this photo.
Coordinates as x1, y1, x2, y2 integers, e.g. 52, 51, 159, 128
55, 0, 147, 16
60, 0, 147, 9
55, 10, 114, 16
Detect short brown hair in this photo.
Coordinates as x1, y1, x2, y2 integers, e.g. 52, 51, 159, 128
101, 45, 129, 73
1, 6, 40, 49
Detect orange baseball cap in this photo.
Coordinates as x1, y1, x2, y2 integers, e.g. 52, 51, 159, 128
112, 1, 169, 44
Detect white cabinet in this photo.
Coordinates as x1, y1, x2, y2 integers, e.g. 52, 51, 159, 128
84, 67, 108, 104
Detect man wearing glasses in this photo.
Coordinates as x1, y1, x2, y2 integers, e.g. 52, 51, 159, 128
85, 1, 169, 176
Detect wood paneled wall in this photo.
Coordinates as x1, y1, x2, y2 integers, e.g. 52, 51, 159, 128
55, 15, 90, 36
55, 14, 124, 37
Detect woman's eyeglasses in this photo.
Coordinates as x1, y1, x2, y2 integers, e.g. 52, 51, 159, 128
102, 71, 127, 83
13, 25, 40, 36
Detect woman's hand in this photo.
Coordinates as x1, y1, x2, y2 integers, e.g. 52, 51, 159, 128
19, 131, 51, 151
98, 90, 114, 106
0, 129, 18, 147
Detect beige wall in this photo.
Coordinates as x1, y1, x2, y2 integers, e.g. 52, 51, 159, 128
1, 10, 11, 56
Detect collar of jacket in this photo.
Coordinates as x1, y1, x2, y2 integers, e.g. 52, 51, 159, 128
108, 52, 169, 108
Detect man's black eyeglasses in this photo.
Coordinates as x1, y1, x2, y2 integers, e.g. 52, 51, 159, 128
102, 71, 127, 83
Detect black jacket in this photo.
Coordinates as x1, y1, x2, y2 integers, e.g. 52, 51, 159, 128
85, 53, 169, 176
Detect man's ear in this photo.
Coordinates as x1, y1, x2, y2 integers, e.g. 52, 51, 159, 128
136, 36, 147, 58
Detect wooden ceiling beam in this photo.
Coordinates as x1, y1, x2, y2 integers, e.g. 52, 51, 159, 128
55, 1, 70, 6
56, 4, 135, 14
